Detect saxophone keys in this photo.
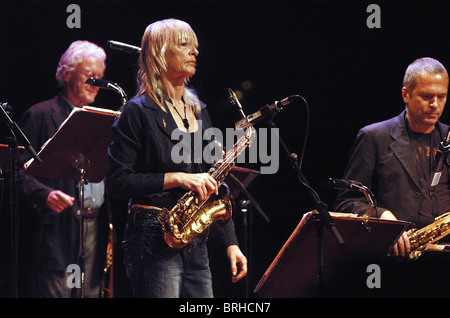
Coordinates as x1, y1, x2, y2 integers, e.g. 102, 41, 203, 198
439, 223, 450, 232
418, 234, 430, 245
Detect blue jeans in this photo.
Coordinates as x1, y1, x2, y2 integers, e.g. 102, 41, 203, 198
123, 208, 213, 298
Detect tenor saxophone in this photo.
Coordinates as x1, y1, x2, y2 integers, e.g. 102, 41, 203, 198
405, 212, 450, 259
160, 125, 256, 249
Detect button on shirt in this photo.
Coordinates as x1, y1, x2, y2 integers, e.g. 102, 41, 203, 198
82, 180, 105, 209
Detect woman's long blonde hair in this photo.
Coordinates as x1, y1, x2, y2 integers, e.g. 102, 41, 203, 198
137, 18, 201, 114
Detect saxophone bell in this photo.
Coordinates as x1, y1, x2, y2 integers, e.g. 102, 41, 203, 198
162, 195, 233, 249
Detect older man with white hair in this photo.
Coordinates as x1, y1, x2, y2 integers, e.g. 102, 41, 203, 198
18, 40, 108, 298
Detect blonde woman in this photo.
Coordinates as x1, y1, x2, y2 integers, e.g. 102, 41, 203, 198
107, 19, 247, 298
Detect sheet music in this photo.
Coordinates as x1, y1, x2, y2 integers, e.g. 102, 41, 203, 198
24, 105, 119, 182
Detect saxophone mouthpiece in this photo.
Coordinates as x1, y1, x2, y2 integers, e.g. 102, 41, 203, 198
227, 88, 236, 104
228, 88, 246, 118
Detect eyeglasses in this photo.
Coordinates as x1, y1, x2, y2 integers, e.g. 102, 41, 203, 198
79, 69, 103, 79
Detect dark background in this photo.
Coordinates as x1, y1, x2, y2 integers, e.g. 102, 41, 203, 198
1, 0, 450, 298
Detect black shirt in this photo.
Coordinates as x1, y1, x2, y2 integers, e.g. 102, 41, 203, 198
410, 130, 450, 227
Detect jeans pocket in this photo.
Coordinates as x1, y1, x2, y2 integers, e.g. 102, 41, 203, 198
143, 219, 177, 259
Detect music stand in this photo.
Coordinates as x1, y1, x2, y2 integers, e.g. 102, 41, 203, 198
25, 106, 119, 297
254, 211, 408, 297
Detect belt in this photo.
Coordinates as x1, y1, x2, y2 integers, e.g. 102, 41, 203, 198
130, 204, 163, 211
77, 207, 100, 219
128, 204, 163, 222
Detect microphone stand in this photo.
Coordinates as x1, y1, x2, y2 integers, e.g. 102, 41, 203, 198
238, 198, 250, 298
268, 119, 344, 292
108, 82, 127, 112
228, 173, 270, 297
4, 135, 19, 298
228, 173, 270, 224
0, 104, 41, 298
72, 154, 89, 298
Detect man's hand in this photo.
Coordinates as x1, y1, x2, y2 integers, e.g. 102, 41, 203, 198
381, 210, 411, 257
46, 190, 75, 213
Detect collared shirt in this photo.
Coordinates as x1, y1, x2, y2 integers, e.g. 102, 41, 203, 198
83, 180, 105, 209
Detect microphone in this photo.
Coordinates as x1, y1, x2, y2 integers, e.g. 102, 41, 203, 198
1, 102, 12, 114
235, 95, 300, 130
85, 78, 128, 111
325, 178, 367, 193
86, 77, 119, 91
326, 178, 377, 223
107, 40, 141, 54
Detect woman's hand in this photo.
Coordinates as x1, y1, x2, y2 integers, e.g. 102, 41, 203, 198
226, 245, 248, 283
164, 172, 218, 201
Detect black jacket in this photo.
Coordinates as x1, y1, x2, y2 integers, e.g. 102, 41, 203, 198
334, 110, 450, 227
107, 93, 238, 247
18, 94, 107, 272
